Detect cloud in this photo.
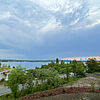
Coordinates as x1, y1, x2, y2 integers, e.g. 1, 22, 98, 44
40, 17, 63, 33
0, 0, 100, 50
86, 20, 100, 28
0, 12, 11, 20
70, 18, 80, 26
12, 15, 32, 27
29, 0, 83, 14
0, 49, 24, 58
29, 0, 66, 12
0, 24, 33, 49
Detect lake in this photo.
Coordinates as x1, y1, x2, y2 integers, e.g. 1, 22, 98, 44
0, 61, 87, 69
0, 62, 51, 69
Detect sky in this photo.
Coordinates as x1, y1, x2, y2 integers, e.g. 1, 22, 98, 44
0, 0, 100, 59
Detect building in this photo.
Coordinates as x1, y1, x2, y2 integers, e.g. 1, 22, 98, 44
62, 56, 100, 61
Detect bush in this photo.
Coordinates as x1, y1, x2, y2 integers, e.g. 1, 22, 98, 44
0, 93, 14, 100
41, 91, 45, 97
0, 78, 5, 82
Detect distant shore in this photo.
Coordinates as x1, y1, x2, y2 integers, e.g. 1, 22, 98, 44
0, 59, 53, 62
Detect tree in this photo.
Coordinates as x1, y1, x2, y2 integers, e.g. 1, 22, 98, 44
36, 68, 61, 88
8, 65, 26, 98
56, 58, 59, 64
59, 67, 66, 74
37, 69, 47, 83
41, 65, 48, 69
71, 60, 77, 76
61, 60, 65, 65
0, 62, 1, 67
25, 71, 34, 93
65, 63, 71, 80
28, 69, 39, 79
76, 62, 85, 77
46, 68, 61, 88
8, 64, 10, 68
97, 62, 100, 72
48, 61, 56, 68
86, 58, 98, 73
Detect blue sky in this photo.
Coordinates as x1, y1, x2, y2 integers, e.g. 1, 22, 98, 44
0, 0, 100, 59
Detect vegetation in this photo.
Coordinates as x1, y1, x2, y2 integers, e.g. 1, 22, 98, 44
7, 66, 34, 98
86, 58, 100, 73
0, 58, 100, 99
0, 66, 11, 72
0, 62, 1, 67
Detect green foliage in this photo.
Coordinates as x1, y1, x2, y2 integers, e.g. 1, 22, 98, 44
86, 58, 98, 73
61, 60, 65, 65
0, 78, 5, 82
8, 64, 10, 68
76, 62, 86, 77
4, 58, 100, 99
56, 58, 59, 64
59, 67, 66, 74
0, 93, 15, 100
7, 65, 34, 98
41, 61, 55, 69
25, 71, 34, 93
41, 91, 45, 97
41, 64, 48, 69
0, 62, 1, 67
71, 60, 77, 76
27, 67, 63, 92
96, 62, 100, 72
65, 64, 72, 80
37, 68, 62, 87
8, 66, 23, 98
72, 60, 77, 64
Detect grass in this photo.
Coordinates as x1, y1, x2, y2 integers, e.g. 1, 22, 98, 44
0, 93, 15, 100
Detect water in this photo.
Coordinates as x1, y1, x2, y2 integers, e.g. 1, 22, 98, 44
0, 61, 87, 69
1, 62, 51, 69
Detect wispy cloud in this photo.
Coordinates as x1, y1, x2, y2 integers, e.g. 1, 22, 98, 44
40, 17, 63, 33
12, 15, 32, 27
70, 18, 80, 26
86, 20, 100, 28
